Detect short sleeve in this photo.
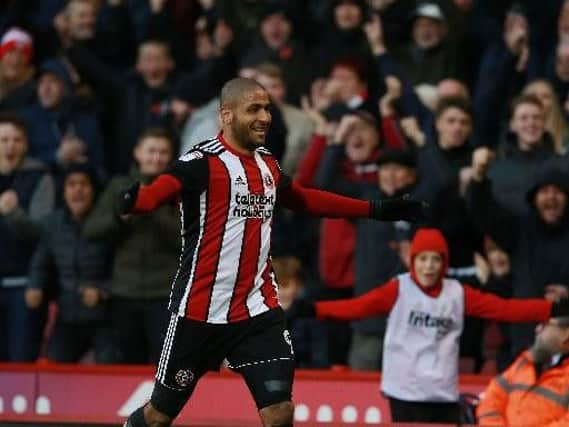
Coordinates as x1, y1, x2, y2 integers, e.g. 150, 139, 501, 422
166, 151, 209, 192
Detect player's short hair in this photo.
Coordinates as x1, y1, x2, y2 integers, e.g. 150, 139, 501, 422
220, 77, 267, 110
435, 97, 473, 119
137, 127, 175, 149
0, 113, 28, 139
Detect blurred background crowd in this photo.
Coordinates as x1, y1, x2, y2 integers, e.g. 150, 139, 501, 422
1, 0, 569, 378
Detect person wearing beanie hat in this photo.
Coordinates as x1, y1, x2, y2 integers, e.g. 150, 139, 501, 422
291, 228, 569, 423
0, 27, 36, 111
0, 27, 33, 63
19, 56, 105, 188
468, 150, 569, 358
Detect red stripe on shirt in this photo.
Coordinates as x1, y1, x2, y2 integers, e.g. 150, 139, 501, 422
264, 156, 282, 187
260, 261, 279, 309
228, 157, 264, 321
186, 157, 231, 320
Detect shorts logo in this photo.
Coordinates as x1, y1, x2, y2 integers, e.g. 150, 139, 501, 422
283, 330, 294, 355
174, 369, 194, 388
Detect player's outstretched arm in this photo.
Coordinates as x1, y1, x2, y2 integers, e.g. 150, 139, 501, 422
116, 174, 182, 215
288, 279, 398, 321
278, 180, 428, 222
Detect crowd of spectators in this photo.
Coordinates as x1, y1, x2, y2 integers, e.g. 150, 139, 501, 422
1, 0, 569, 386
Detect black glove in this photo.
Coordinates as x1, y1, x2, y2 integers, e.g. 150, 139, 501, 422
286, 298, 316, 319
116, 182, 140, 217
370, 195, 429, 222
551, 297, 569, 317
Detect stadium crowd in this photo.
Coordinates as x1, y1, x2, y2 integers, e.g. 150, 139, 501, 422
1, 0, 569, 420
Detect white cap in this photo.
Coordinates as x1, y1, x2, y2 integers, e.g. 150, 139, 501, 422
414, 3, 445, 22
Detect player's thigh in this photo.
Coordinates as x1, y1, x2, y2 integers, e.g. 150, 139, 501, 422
152, 312, 226, 417
227, 309, 295, 410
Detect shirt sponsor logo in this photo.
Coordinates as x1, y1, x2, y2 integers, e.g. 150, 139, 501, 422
235, 175, 246, 186
233, 193, 275, 220
408, 310, 453, 339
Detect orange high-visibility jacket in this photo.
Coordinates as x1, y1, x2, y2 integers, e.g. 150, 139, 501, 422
477, 351, 569, 426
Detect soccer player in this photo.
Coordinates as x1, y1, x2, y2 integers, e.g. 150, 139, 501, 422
120, 77, 426, 427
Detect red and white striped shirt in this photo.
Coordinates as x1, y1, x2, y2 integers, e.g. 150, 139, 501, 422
133, 132, 373, 323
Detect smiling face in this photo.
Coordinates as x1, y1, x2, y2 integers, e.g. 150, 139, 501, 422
413, 251, 444, 288
134, 136, 173, 177
510, 101, 546, 150
221, 88, 272, 151
534, 184, 567, 225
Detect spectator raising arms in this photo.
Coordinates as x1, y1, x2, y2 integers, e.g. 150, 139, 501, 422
292, 228, 569, 424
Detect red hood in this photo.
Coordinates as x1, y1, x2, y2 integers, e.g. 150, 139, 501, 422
409, 228, 449, 289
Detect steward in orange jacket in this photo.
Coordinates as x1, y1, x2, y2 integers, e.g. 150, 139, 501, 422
477, 318, 569, 426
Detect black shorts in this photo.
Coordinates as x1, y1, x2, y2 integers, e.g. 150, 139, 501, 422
153, 307, 294, 413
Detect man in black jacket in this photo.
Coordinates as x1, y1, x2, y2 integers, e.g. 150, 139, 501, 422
467, 147, 569, 359
26, 165, 114, 363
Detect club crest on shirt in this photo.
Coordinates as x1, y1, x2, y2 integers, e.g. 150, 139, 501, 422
264, 174, 274, 189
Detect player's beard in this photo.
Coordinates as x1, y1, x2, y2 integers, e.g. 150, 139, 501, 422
232, 119, 266, 152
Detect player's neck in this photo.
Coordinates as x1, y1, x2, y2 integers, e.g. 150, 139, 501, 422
219, 129, 255, 157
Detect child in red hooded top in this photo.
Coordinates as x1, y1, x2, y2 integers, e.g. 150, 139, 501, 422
314, 228, 568, 424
